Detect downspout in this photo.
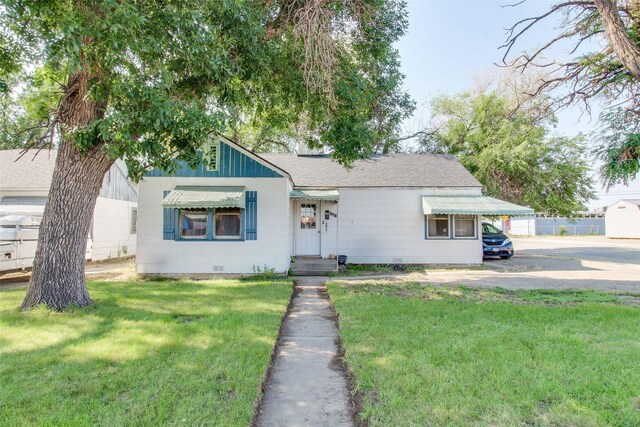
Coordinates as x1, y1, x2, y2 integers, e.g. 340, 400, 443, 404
336, 199, 339, 271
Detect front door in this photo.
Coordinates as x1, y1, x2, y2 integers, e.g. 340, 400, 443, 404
296, 202, 321, 255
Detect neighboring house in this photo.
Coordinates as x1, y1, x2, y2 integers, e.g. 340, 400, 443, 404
136, 137, 532, 274
605, 199, 640, 239
490, 212, 606, 236
0, 149, 138, 271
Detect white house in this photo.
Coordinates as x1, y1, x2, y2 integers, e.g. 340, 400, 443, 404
605, 199, 640, 239
0, 149, 138, 271
136, 137, 532, 275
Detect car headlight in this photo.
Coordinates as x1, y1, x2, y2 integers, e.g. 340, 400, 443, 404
503, 238, 511, 245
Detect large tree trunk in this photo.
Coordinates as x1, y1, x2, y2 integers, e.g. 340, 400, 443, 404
21, 71, 113, 311
594, 0, 640, 81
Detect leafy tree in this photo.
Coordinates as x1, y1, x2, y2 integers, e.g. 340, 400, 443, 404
0, 0, 412, 310
422, 91, 594, 217
1, 66, 61, 149
595, 107, 640, 186
501, 0, 640, 186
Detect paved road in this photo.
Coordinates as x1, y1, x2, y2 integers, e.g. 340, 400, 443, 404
512, 236, 640, 264
337, 237, 640, 292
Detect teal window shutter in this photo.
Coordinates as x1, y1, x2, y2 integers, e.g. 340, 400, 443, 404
245, 191, 257, 240
163, 190, 176, 240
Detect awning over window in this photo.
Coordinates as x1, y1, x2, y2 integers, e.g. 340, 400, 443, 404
422, 195, 534, 216
290, 189, 340, 201
162, 186, 246, 209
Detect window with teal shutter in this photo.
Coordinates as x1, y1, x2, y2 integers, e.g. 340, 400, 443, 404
245, 191, 257, 240
162, 190, 176, 240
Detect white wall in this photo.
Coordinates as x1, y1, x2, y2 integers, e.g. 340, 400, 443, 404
91, 197, 137, 260
334, 187, 483, 264
606, 201, 640, 238
136, 177, 290, 274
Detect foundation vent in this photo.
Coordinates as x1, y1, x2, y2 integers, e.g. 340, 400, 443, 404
213, 265, 224, 272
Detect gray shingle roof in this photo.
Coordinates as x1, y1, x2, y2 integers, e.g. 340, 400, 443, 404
261, 153, 482, 188
0, 149, 57, 190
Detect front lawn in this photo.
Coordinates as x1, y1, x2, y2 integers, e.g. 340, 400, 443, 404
328, 282, 640, 426
0, 279, 292, 426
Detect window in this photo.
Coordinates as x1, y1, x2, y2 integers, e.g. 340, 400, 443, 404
427, 214, 449, 238
300, 203, 317, 229
483, 223, 501, 234
130, 207, 138, 234
179, 209, 208, 239
215, 208, 242, 239
454, 215, 476, 238
204, 141, 220, 172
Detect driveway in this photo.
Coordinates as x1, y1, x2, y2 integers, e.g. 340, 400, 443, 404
336, 237, 640, 292
0, 259, 135, 290
512, 236, 640, 264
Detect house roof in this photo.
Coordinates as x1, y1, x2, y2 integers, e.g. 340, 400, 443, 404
621, 199, 640, 206
0, 149, 57, 190
261, 153, 482, 188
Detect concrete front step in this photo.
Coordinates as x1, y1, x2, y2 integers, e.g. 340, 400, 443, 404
290, 257, 337, 276
291, 263, 337, 270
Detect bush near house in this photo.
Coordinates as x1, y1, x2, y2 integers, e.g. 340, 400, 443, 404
0, 279, 292, 426
329, 281, 640, 426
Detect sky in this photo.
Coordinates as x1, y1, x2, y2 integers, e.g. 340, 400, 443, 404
396, 0, 640, 210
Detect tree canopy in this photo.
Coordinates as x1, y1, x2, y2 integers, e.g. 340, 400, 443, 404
422, 90, 594, 217
0, 0, 413, 172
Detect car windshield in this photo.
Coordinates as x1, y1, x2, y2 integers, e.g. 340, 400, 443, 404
482, 223, 502, 234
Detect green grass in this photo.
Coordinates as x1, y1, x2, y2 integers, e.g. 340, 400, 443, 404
328, 281, 640, 426
0, 279, 292, 426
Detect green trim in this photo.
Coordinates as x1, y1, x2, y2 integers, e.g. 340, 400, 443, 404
422, 195, 534, 216
290, 189, 340, 201
163, 186, 246, 209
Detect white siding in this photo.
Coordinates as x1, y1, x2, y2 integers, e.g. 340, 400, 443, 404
606, 201, 640, 238
91, 197, 137, 260
320, 201, 338, 258
285, 181, 294, 265
136, 177, 290, 274
335, 187, 483, 264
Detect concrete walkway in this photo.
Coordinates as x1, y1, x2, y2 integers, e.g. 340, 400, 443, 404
254, 277, 353, 427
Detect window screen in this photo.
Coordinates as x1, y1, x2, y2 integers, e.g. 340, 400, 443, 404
427, 214, 449, 238
215, 208, 241, 238
179, 209, 208, 239
130, 207, 138, 234
454, 215, 476, 238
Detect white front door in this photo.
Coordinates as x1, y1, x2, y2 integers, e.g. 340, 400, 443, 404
296, 201, 321, 256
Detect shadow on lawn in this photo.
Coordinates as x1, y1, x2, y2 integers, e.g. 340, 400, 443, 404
0, 280, 291, 425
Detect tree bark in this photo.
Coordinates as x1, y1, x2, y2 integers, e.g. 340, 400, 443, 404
594, 0, 640, 80
21, 71, 113, 311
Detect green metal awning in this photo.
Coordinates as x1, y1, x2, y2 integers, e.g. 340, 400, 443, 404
290, 189, 340, 201
162, 186, 246, 209
422, 195, 534, 216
